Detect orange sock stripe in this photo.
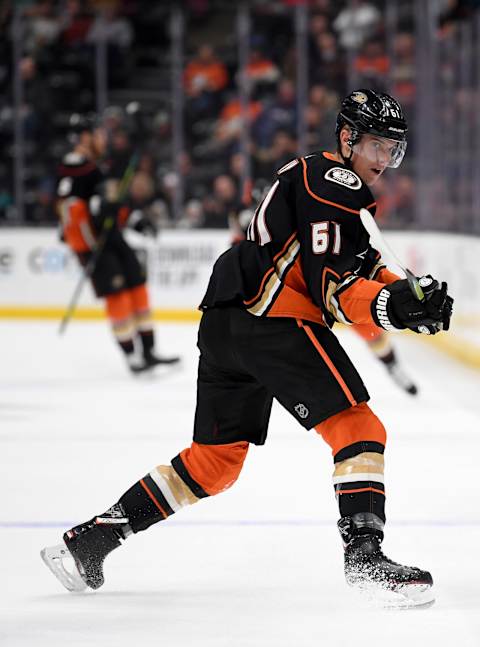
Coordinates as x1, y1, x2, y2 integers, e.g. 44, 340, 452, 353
336, 487, 385, 496
140, 478, 168, 519
297, 320, 357, 406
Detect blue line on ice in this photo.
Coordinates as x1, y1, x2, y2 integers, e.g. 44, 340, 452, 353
2, 519, 480, 528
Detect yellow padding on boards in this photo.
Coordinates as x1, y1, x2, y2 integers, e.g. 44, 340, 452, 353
0, 306, 201, 322
414, 329, 480, 371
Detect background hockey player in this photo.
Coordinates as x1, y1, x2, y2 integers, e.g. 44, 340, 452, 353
56, 113, 179, 373
42, 90, 453, 606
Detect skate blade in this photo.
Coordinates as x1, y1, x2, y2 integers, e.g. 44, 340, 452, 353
40, 542, 87, 593
352, 581, 435, 609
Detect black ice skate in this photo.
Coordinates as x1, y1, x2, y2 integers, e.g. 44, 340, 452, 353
128, 350, 181, 374
40, 504, 130, 592
338, 514, 434, 608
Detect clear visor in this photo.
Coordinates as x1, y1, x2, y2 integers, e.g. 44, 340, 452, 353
351, 136, 407, 169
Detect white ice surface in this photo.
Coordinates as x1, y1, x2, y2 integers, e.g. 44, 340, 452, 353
2, 321, 480, 646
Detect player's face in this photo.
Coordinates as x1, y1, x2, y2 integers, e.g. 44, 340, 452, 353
351, 135, 406, 185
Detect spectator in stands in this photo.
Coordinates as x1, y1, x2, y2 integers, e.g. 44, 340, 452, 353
183, 44, 229, 121
215, 96, 262, 148
59, 0, 93, 48
309, 12, 331, 41
245, 40, 280, 99
251, 79, 297, 149
333, 0, 381, 51
18, 56, 51, 142
202, 174, 239, 229
353, 39, 390, 90
304, 84, 339, 151
391, 32, 416, 107
86, 1, 134, 86
374, 174, 416, 228
253, 129, 297, 182
128, 171, 170, 231
24, 0, 61, 55
310, 31, 346, 95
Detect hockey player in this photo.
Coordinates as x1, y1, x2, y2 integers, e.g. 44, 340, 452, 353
230, 185, 418, 396
42, 90, 453, 606
56, 113, 179, 373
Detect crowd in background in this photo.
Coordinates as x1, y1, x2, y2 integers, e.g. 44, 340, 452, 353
1, 0, 478, 232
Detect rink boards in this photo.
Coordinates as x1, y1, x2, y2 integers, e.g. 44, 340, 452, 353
0, 227, 479, 365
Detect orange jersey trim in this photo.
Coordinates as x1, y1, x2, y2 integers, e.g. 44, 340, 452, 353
140, 478, 168, 519
297, 319, 357, 406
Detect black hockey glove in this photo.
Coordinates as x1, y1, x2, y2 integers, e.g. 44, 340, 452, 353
372, 275, 453, 335
128, 209, 158, 238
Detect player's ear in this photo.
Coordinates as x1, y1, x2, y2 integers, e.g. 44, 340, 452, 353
339, 126, 352, 153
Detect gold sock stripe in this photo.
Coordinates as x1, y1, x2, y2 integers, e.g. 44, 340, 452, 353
112, 318, 136, 342
154, 465, 199, 508
333, 452, 384, 484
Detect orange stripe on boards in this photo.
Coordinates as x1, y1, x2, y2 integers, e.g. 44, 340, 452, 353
301, 158, 360, 215
297, 320, 357, 406
140, 479, 168, 519
336, 487, 385, 496
366, 201, 377, 210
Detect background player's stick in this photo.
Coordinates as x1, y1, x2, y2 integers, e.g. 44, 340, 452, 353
359, 208, 425, 302
58, 152, 139, 336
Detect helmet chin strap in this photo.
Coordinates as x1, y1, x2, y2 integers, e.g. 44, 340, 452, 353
340, 143, 354, 168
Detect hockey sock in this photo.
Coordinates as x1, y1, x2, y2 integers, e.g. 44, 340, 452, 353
105, 291, 136, 356
129, 284, 155, 354
117, 458, 209, 533
367, 332, 394, 364
138, 329, 155, 358
333, 441, 386, 524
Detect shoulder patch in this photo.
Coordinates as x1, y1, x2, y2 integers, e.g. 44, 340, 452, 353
324, 167, 362, 190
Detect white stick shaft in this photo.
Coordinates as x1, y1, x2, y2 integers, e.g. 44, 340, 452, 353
359, 208, 424, 301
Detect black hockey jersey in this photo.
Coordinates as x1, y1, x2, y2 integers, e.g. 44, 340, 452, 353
200, 152, 399, 328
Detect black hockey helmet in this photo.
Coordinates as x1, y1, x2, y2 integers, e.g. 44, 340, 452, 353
336, 89, 408, 167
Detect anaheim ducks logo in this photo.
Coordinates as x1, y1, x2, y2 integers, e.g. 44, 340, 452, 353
324, 167, 362, 190
351, 91, 368, 104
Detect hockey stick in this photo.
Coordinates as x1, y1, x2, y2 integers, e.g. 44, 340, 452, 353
58, 152, 139, 335
359, 208, 425, 302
